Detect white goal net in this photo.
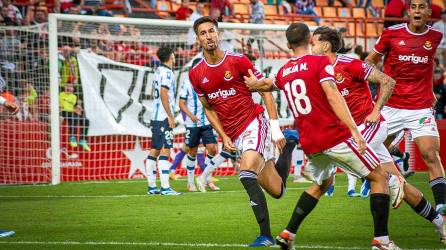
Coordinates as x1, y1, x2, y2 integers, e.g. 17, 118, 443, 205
0, 14, 296, 185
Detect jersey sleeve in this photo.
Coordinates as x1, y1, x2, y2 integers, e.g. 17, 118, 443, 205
179, 80, 190, 100
189, 70, 205, 97
318, 56, 335, 83
373, 29, 391, 56
351, 59, 373, 82
160, 69, 173, 89
239, 55, 264, 80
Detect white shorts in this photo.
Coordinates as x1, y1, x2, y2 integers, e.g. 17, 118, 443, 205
234, 114, 274, 162
306, 138, 380, 185
358, 121, 393, 164
382, 106, 439, 139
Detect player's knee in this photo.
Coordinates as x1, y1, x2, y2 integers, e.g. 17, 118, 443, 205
207, 145, 217, 156
420, 148, 440, 166
369, 166, 388, 184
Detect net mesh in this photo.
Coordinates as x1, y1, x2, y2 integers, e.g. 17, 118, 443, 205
0, 18, 294, 184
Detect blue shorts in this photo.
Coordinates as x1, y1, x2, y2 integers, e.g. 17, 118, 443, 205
151, 119, 173, 150
185, 125, 217, 148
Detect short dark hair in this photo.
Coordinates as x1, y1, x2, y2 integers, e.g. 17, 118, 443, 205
408, 0, 431, 6
193, 16, 218, 34
157, 47, 173, 63
286, 23, 311, 49
313, 26, 342, 53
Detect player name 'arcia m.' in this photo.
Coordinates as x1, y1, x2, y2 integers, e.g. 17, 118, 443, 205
282, 62, 308, 77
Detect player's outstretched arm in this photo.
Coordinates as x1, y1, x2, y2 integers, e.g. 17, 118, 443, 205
364, 68, 396, 125
243, 69, 276, 92
364, 50, 382, 66
198, 96, 236, 152
321, 80, 366, 154
160, 87, 175, 128
179, 99, 199, 123
260, 92, 286, 151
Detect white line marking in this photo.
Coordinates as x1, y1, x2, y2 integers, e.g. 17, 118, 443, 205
0, 186, 318, 198
0, 241, 436, 250
0, 241, 368, 249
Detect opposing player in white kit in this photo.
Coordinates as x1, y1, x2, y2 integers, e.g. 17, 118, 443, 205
312, 26, 446, 244
146, 47, 181, 196
366, 0, 446, 215
245, 22, 399, 250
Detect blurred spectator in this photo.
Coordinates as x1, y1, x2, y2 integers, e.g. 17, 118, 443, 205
434, 10, 446, 68
125, 40, 153, 66
176, 0, 192, 20
430, 3, 442, 20
60, 83, 90, 151
59, 45, 80, 90
187, 3, 204, 47
35, 87, 49, 122
81, 0, 102, 7
250, 0, 264, 24
25, 6, 48, 25
60, 0, 75, 13
328, 0, 351, 7
356, 0, 377, 17
211, 0, 233, 21
384, 0, 405, 28
337, 27, 352, 54
2, 0, 23, 25
0, 6, 16, 25
295, 0, 320, 25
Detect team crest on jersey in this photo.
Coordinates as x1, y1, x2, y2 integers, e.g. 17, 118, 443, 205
335, 73, 345, 83
423, 41, 432, 50
224, 71, 233, 81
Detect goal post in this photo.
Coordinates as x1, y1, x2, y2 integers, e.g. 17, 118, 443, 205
2, 14, 297, 185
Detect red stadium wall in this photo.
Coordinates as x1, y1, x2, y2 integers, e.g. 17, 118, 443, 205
0, 120, 235, 184
2, 120, 446, 184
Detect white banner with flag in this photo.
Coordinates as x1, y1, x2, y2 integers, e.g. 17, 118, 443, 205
77, 50, 154, 137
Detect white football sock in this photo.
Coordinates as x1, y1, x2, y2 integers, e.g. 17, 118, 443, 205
185, 154, 196, 186
347, 174, 357, 191
146, 156, 157, 187
158, 157, 171, 189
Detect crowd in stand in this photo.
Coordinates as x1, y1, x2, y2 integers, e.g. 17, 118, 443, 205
1, 0, 446, 139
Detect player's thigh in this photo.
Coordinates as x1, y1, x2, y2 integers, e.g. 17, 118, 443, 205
325, 140, 380, 179
234, 114, 274, 163
360, 121, 393, 164
201, 125, 217, 146
162, 119, 174, 149
414, 136, 441, 162
405, 108, 439, 139
185, 127, 200, 149
381, 106, 406, 136
240, 150, 265, 174
305, 155, 337, 186
151, 120, 164, 150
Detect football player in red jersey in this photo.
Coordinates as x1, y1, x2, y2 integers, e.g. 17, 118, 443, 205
313, 26, 446, 244
245, 23, 400, 250
366, 0, 446, 216
189, 16, 294, 247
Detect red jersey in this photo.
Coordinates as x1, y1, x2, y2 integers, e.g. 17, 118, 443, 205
274, 55, 351, 154
373, 23, 442, 109
189, 52, 265, 140
334, 55, 374, 125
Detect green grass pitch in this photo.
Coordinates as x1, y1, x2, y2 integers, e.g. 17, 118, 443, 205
0, 173, 445, 250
